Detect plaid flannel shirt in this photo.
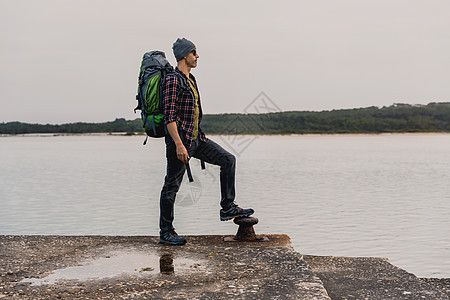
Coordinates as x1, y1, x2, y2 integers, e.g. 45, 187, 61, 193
163, 67, 206, 147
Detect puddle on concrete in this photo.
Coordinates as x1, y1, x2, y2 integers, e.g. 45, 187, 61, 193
21, 251, 205, 286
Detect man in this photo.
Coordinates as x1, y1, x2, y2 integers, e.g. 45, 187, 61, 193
159, 37, 254, 245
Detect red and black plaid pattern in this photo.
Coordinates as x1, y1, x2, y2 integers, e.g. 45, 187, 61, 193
163, 67, 206, 146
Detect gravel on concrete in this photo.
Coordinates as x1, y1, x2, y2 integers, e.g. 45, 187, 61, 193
0, 235, 329, 299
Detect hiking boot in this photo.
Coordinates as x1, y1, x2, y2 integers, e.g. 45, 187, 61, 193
220, 204, 254, 221
159, 230, 187, 245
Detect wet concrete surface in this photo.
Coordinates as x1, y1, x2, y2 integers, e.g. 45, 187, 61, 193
303, 255, 449, 299
1, 235, 448, 299
0, 235, 329, 299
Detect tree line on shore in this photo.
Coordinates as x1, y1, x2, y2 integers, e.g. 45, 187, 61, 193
1, 102, 449, 135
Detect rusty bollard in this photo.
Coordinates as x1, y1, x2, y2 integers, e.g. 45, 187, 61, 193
224, 216, 269, 242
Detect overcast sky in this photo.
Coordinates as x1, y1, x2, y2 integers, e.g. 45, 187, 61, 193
1, 0, 450, 124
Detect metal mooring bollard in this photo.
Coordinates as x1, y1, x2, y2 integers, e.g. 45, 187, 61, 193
224, 216, 269, 242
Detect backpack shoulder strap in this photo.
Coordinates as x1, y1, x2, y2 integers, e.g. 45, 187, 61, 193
176, 72, 189, 88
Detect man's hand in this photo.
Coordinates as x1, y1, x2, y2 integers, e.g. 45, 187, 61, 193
176, 142, 189, 164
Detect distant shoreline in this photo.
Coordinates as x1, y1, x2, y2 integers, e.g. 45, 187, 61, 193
2, 103, 449, 136
2, 132, 450, 138
2, 103, 449, 135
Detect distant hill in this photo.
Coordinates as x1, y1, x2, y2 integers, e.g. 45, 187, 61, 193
1, 102, 449, 135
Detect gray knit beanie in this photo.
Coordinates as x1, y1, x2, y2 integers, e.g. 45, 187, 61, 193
172, 38, 196, 62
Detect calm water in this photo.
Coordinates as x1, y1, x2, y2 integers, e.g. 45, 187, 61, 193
1, 134, 449, 278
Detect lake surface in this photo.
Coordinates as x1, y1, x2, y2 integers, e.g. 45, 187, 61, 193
1, 134, 449, 278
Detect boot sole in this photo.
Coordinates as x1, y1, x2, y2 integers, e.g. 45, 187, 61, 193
159, 239, 187, 245
220, 213, 253, 222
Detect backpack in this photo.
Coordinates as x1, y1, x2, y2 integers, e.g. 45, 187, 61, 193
134, 51, 186, 142
134, 51, 197, 182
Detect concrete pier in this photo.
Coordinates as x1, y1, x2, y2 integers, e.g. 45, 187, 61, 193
303, 255, 450, 299
0, 235, 448, 299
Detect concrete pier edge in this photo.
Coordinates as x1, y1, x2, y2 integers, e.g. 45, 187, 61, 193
0, 235, 449, 299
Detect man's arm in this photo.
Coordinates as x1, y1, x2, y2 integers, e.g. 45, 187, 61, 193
166, 121, 189, 164
163, 74, 189, 164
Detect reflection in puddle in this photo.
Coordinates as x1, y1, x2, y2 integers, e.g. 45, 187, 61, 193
160, 253, 174, 274
21, 251, 203, 286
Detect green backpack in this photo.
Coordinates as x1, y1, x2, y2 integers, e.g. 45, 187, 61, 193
135, 51, 196, 182
134, 51, 185, 142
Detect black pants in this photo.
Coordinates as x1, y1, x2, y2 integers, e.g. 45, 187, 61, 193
159, 135, 236, 234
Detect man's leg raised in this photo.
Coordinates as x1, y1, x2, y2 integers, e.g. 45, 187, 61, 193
193, 138, 254, 221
